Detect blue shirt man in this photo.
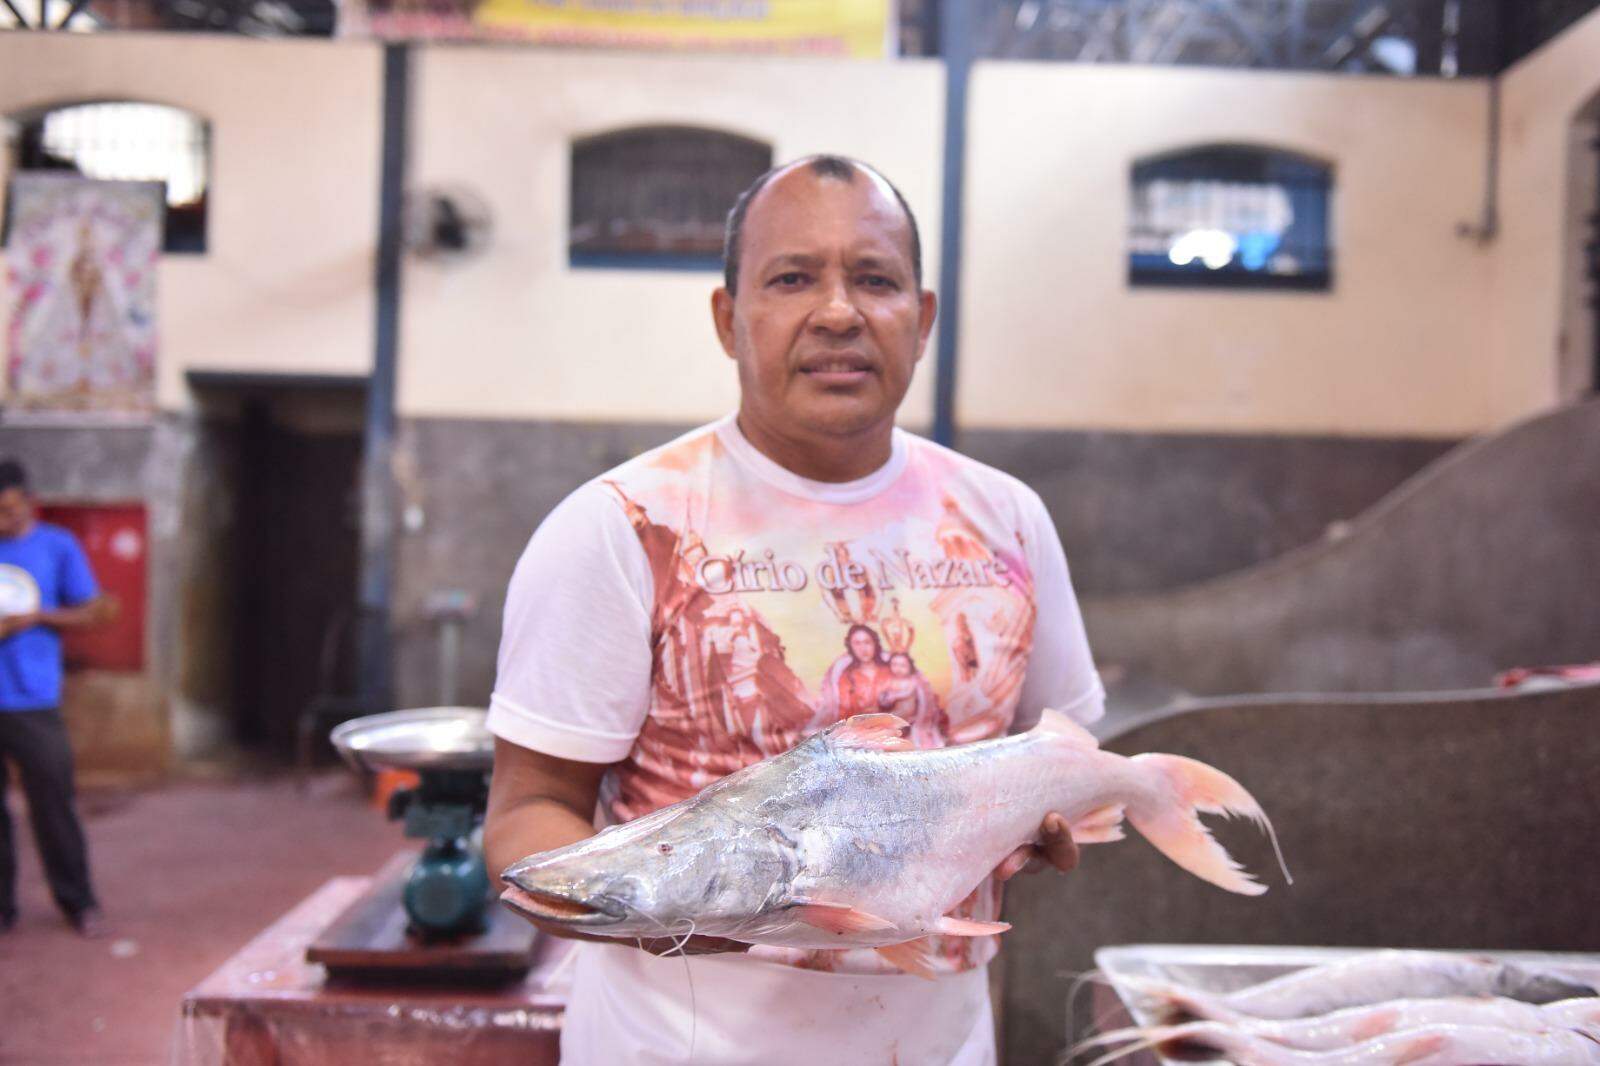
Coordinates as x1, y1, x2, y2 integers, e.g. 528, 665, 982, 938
0, 459, 113, 936
0, 523, 100, 711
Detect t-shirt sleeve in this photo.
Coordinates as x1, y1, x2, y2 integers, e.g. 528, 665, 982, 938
487, 483, 655, 763
55, 532, 99, 607
1013, 489, 1104, 732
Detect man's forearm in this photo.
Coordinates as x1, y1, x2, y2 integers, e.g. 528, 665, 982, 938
484, 794, 597, 890
39, 595, 115, 629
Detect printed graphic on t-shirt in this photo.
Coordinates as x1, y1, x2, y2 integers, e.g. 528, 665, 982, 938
597, 428, 1042, 976
0, 564, 42, 617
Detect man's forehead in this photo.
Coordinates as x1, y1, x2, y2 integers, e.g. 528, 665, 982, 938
742, 165, 913, 261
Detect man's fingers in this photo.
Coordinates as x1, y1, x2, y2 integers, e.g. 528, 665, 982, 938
1038, 812, 1081, 873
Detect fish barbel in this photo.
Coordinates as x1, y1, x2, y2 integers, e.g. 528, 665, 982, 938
1126, 951, 1600, 1023
500, 709, 1285, 977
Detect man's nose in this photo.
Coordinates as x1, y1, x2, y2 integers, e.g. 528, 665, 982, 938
809, 281, 864, 335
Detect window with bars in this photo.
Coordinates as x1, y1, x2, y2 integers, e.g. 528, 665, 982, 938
1129, 145, 1333, 291
5, 101, 210, 254
570, 126, 772, 271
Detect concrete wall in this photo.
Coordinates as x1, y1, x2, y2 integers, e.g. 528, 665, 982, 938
399, 46, 945, 427
999, 683, 1600, 1065
962, 62, 1496, 437
1496, 5, 1600, 412
1083, 398, 1600, 695
0, 33, 382, 409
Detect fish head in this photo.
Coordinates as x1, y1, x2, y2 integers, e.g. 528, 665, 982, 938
499, 798, 795, 940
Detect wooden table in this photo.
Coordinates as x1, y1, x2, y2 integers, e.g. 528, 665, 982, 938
177, 875, 568, 1066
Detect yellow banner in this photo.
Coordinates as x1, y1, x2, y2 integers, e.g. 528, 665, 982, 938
472, 0, 894, 58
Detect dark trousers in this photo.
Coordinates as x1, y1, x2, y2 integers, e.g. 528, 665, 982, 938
0, 708, 97, 918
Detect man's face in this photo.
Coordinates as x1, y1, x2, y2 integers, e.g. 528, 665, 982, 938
849, 629, 878, 663
713, 166, 936, 445
0, 488, 33, 538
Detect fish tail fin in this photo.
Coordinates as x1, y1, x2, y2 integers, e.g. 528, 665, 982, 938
1127, 754, 1290, 895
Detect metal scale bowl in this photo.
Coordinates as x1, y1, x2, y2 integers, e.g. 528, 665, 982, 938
331, 707, 495, 939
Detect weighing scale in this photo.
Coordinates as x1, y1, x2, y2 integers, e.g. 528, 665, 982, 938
306, 707, 537, 984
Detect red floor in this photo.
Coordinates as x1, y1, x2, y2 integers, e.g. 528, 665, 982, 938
0, 773, 406, 1065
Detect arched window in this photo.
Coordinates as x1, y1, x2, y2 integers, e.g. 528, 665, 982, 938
570, 126, 772, 270
1129, 144, 1332, 291
5, 101, 210, 254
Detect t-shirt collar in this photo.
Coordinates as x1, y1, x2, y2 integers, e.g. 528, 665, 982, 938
713, 413, 909, 505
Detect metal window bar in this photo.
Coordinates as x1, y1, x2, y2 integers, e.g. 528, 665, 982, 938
570, 127, 771, 268
9, 101, 209, 253
1129, 145, 1334, 290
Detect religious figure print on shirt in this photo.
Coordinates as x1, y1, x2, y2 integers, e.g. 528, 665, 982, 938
592, 426, 1046, 976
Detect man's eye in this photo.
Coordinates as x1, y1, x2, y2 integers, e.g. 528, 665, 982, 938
769, 272, 808, 287
858, 274, 898, 290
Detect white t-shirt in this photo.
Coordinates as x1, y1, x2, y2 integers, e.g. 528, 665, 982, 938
490, 415, 1103, 1065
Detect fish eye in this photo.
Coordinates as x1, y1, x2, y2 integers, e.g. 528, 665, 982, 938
658, 843, 673, 854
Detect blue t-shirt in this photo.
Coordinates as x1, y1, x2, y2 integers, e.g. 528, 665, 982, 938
0, 522, 99, 711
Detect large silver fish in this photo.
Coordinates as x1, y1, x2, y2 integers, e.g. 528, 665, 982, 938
500, 709, 1286, 977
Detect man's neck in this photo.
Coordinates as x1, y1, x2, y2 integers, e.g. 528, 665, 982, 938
734, 411, 894, 483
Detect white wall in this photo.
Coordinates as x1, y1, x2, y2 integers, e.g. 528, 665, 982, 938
961, 62, 1495, 437
1497, 5, 1600, 414
399, 46, 946, 427
0, 33, 381, 409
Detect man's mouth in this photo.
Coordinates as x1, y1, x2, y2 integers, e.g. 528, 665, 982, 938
799, 356, 876, 386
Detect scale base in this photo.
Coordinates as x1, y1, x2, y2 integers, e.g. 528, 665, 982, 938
307, 852, 537, 986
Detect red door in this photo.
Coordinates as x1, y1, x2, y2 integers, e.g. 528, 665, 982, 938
38, 503, 146, 671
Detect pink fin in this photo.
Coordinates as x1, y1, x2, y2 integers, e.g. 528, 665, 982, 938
935, 915, 1011, 936
790, 899, 896, 935
826, 714, 912, 752
876, 938, 937, 980
1034, 708, 1099, 749
1394, 1033, 1448, 1066
1071, 804, 1126, 845
1126, 753, 1288, 895
1349, 1006, 1401, 1042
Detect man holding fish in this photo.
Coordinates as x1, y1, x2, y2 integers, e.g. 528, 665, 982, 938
485, 155, 1108, 1064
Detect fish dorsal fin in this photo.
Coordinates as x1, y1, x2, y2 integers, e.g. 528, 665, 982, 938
789, 898, 896, 935
824, 714, 912, 752
1034, 708, 1100, 749
876, 938, 937, 980
935, 915, 1011, 937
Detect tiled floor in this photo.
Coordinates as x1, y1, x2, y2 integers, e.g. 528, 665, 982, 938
0, 773, 405, 1065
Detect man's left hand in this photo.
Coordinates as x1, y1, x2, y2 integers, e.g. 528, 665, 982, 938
0, 612, 39, 640
994, 812, 1079, 882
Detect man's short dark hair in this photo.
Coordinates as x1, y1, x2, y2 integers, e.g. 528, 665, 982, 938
722, 155, 923, 296
0, 460, 27, 495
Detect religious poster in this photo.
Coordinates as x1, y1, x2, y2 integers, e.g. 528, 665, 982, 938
344, 0, 894, 57
4, 174, 161, 417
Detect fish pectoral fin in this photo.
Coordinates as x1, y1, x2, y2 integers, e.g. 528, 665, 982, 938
789, 899, 897, 935
876, 938, 937, 980
825, 714, 913, 752
934, 915, 1011, 937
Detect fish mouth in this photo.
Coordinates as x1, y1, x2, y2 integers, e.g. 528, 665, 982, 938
499, 884, 625, 926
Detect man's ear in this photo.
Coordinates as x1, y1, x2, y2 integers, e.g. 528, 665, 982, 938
915, 289, 938, 359
711, 288, 737, 359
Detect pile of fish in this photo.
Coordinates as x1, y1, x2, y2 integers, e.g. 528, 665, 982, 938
1086, 950, 1600, 1065
501, 709, 1288, 977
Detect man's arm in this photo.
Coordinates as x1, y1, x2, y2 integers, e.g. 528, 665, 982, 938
484, 737, 747, 955
0, 595, 117, 640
